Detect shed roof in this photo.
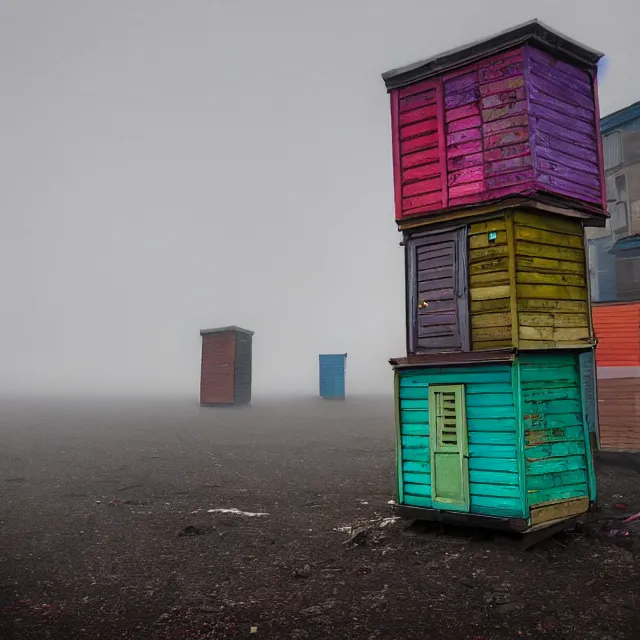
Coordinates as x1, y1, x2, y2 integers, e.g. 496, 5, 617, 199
200, 326, 254, 336
601, 101, 640, 135
382, 19, 604, 91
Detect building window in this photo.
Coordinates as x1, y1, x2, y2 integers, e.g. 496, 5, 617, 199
615, 256, 640, 301
603, 131, 623, 170
605, 172, 629, 232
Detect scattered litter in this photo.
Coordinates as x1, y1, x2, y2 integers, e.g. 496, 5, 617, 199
379, 517, 400, 528
250, 626, 258, 634
387, 500, 396, 505
207, 508, 269, 517
605, 529, 631, 538
623, 511, 640, 523
334, 516, 401, 546
615, 503, 628, 510
359, 501, 369, 505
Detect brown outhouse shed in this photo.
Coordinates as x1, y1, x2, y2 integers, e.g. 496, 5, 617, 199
199, 326, 254, 406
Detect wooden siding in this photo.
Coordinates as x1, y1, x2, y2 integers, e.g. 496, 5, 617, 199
200, 332, 236, 405
233, 332, 253, 404
466, 209, 592, 351
513, 211, 591, 348
597, 377, 640, 451
387, 42, 606, 223
592, 302, 640, 366
397, 363, 525, 518
468, 215, 513, 349
527, 46, 603, 208
408, 228, 469, 353
443, 48, 535, 209
392, 80, 447, 219
519, 353, 593, 507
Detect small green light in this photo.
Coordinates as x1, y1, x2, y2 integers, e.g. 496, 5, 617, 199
488, 231, 498, 242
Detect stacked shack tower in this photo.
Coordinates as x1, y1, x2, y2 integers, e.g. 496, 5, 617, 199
382, 21, 607, 533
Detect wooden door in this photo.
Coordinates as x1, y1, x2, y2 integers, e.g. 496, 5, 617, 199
429, 384, 469, 511
407, 227, 469, 353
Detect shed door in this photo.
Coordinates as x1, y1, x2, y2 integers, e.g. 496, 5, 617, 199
408, 227, 469, 353
429, 384, 469, 511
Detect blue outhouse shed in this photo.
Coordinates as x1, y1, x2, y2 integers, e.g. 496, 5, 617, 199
319, 354, 347, 399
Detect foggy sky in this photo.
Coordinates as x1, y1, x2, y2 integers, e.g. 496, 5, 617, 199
1, 1, 637, 396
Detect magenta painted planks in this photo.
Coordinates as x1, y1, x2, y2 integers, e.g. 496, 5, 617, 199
398, 104, 439, 126
444, 88, 479, 109
485, 169, 535, 190
403, 163, 441, 183
401, 131, 439, 154
448, 152, 484, 171
448, 166, 483, 187
481, 87, 526, 109
448, 140, 483, 158
444, 71, 478, 94
483, 114, 529, 135
485, 129, 529, 149
447, 115, 482, 133
485, 143, 530, 162
482, 100, 527, 123
485, 155, 532, 176
446, 103, 480, 123
480, 76, 524, 98
399, 91, 437, 113
447, 128, 482, 146
400, 119, 439, 140
449, 182, 483, 199
403, 176, 442, 197
401, 147, 440, 169
384, 24, 607, 221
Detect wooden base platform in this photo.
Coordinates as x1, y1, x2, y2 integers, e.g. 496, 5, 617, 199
396, 500, 590, 537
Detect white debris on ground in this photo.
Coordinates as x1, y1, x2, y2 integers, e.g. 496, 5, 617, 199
207, 508, 269, 517
190, 508, 269, 517
387, 500, 396, 505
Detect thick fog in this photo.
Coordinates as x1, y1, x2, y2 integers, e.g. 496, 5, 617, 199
0, 0, 637, 396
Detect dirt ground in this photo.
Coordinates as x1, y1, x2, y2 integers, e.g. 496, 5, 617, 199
0, 396, 639, 640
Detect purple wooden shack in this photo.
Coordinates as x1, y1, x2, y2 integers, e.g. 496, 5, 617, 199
382, 20, 608, 225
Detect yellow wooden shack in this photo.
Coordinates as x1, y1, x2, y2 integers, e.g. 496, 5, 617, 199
403, 205, 594, 355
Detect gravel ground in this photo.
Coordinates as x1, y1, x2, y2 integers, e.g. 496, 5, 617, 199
0, 395, 638, 640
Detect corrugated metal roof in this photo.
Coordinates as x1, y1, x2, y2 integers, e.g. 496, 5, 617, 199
600, 101, 640, 135
382, 19, 603, 91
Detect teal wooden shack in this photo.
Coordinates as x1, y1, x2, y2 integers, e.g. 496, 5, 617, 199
390, 350, 597, 532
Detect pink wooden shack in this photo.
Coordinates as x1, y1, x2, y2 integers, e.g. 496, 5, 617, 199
382, 20, 608, 225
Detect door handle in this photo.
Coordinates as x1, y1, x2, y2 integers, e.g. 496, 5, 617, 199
418, 300, 429, 309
